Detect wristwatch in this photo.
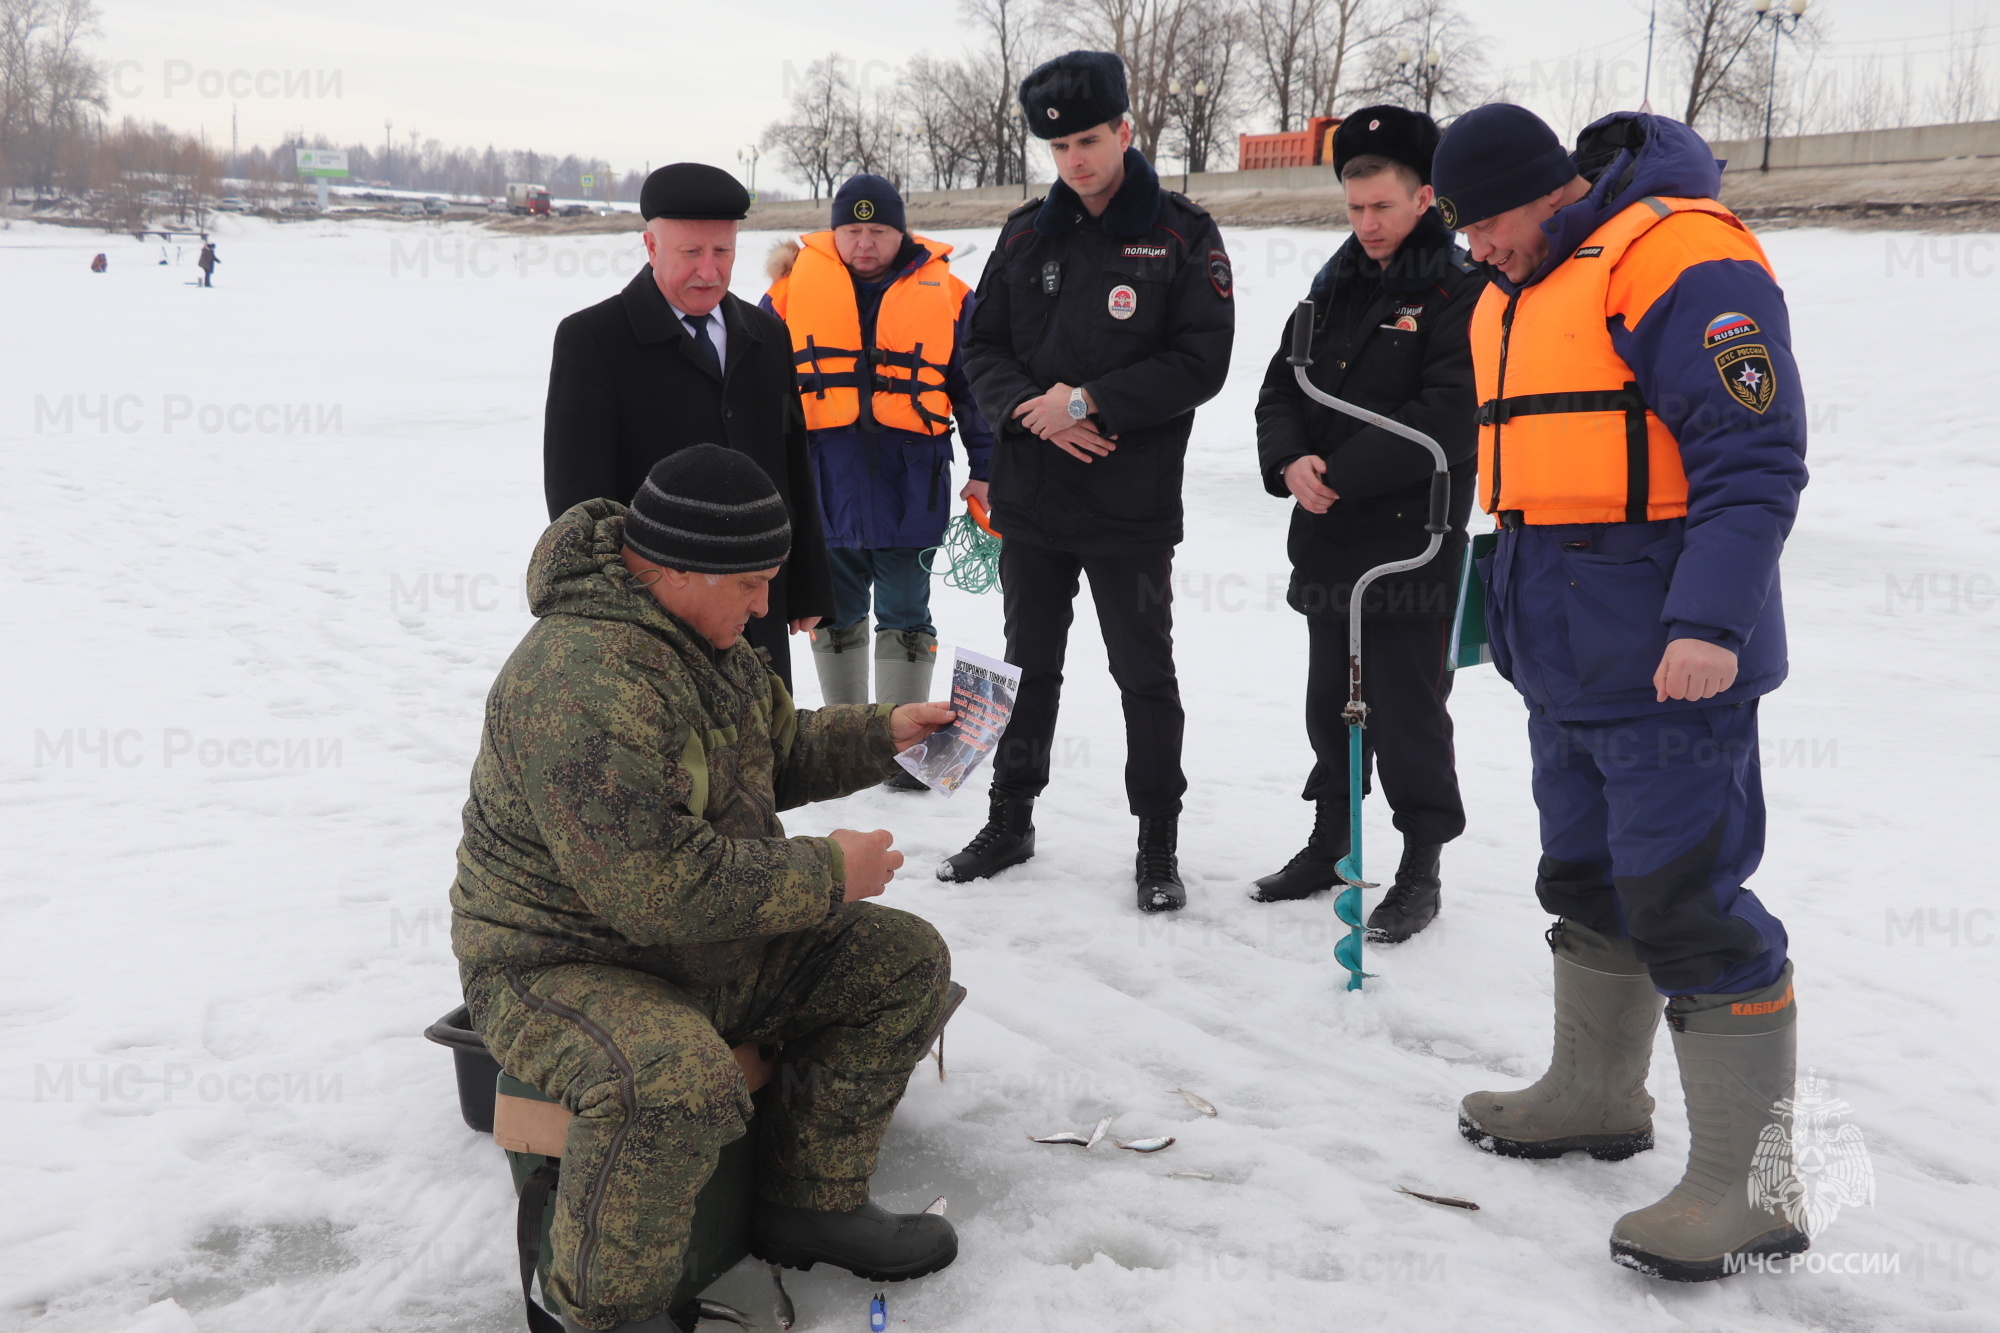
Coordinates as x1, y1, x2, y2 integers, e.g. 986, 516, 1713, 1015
1066, 386, 1089, 420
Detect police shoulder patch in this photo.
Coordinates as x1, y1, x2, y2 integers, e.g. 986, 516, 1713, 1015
1207, 247, 1233, 299
1715, 343, 1777, 413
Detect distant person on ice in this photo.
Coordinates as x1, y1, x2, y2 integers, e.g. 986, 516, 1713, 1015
451, 445, 961, 1332
196, 241, 218, 287
941, 50, 1236, 912
1249, 105, 1485, 943
542, 162, 835, 691
760, 172, 995, 786
1434, 104, 1810, 1282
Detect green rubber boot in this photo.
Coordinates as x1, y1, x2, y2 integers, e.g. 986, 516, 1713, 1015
1459, 920, 1661, 1161
809, 619, 870, 705
1610, 963, 1809, 1281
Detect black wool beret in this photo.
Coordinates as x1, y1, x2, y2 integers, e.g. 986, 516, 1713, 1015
1020, 50, 1128, 141
640, 162, 750, 222
1333, 104, 1443, 186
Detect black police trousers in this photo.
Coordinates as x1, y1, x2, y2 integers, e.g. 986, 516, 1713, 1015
991, 538, 1185, 818
1303, 613, 1465, 846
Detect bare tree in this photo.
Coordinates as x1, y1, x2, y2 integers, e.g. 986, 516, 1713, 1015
1933, 21, 1992, 124
961, 0, 1040, 187
1, 0, 106, 193
1358, 0, 1484, 119
1068, 0, 1196, 158
1306, 0, 1376, 119
762, 55, 855, 199
1164, 3, 1251, 174
1248, 0, 1319, 131
1669, 0, 1765, 133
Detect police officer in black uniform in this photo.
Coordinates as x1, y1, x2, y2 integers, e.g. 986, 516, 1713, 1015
1250, 106, 1486, 942
939, 50, 1235, 912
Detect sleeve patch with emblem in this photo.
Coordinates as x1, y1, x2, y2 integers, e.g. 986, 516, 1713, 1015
1715, 343, 1777, 413
1207, 248, 1233, 299
1703, 312, 1760, 348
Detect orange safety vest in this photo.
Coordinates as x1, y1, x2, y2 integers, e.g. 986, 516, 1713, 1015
766, 231, 969, 435
1470, 195, 1776, 525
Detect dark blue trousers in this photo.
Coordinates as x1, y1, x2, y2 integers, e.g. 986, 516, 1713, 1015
1528, 701, 1788, 996
829, 547, 934, 635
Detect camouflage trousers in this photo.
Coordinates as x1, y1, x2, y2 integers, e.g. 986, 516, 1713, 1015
463, 903, 950, 1330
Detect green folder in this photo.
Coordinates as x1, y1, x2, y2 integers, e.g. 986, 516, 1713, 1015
1448, 531, 1498, 670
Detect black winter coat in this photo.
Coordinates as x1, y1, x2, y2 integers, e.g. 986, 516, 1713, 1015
542, 268, 836, 632
1255, 209, 1486, 618
965, 150, 1235, 552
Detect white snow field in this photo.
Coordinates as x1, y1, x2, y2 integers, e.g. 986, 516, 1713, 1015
3, 213, 1997, 1333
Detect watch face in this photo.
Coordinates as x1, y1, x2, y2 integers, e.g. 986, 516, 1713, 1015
1068, 391, 1088, 419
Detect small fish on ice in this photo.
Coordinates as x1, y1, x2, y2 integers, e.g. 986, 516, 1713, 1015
1030, 1115, 1113, 1148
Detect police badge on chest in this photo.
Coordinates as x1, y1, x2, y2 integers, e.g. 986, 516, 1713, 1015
1379, 302, 1424, 332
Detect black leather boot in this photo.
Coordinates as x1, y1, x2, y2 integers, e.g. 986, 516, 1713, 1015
750, 1198, 958, 1282
937, 791, 1035, 882
1365, 839, 1443, 943
1250, 800, 1350, 902
1135, 815, 1185, 913
560, 1307, 691, 1332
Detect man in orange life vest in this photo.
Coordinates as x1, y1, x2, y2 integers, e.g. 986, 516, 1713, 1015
1433, 106, 1810, 1281
762, 175, 993, 783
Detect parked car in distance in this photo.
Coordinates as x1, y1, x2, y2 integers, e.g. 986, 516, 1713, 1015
422, 196, 448, 216
217, 197, 253, 212
397, 200, 425, 216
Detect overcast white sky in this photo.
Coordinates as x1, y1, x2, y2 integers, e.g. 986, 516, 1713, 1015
100, 0, 1993, 192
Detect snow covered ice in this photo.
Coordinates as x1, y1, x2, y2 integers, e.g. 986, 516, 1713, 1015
3, 215, 1997, 1330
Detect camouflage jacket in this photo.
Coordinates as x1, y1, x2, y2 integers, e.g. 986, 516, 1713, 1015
450, 500, 898, 989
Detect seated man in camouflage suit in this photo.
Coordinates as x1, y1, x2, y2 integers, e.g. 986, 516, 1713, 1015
451, 444, 960, 1333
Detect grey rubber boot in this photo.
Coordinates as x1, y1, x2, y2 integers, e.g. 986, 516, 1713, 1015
1610, 963, 1809, 1281
873, 628, 938, 704
1459, 919, 1660, 1160
874, 629, 938, 790
809, 619, 871, 705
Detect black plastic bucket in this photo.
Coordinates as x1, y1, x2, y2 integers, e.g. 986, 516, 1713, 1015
423, 1003, 502, 1134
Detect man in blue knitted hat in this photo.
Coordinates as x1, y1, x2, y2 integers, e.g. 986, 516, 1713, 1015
1435, 102, 1811, 1284
762, 173, 994, 775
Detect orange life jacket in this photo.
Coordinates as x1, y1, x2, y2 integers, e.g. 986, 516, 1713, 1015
765, 231, 969, 435
1470, 195, 1776, 525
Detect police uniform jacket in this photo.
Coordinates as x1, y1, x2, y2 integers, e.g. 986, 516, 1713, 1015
1255, 207, 1485, 618
964, 150, 1235, 552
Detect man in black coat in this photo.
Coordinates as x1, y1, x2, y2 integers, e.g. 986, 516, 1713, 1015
1250, 106, 1486, 942
542, 162, 834, 688
939, 50, 1235, 913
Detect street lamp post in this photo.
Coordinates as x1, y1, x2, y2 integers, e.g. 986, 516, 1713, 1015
736, 145, 761, 198
1753, 0, 1809, 172
1167, 78, 1210, 191
1396, 44, 1443, 116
